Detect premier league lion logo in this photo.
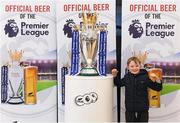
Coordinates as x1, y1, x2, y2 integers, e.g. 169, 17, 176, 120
128, 19, 143, 38
4, 19, 19, 37
63, 19, 75, 38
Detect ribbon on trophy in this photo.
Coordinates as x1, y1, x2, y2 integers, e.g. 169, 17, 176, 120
61, 67, 68, 105
99, 31, 107, 76
1, 65, 8, 103
70, 30, 80, 75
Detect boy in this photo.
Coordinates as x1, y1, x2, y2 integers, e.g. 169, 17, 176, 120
112, 56, 162, 122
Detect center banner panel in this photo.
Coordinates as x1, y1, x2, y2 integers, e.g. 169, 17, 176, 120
56, 0, 116, 122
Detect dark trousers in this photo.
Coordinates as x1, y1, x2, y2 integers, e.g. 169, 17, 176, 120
125, 110, 149, 122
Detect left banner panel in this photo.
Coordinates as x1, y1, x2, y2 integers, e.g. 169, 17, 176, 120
0, 0, 57, 122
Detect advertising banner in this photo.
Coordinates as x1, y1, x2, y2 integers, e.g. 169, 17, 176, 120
0, 0, 57, 122
122, 0, 180, 122
56, 0, 116, 122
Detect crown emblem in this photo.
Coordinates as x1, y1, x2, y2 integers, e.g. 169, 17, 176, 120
8, 50, 23, 62
132, 19, 140, 24
81, 12, 97, 25
8, 19, 15, 23
66, 19, 74, 23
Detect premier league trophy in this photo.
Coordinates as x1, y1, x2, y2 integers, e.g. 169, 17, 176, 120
7, 50, 24, 104
70, 12, 107, 76
64, 12, 114, 122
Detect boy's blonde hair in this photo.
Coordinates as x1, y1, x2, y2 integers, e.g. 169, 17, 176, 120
127, 56, 141, 66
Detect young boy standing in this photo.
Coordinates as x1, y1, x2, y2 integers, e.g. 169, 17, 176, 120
113, 56, 162, 122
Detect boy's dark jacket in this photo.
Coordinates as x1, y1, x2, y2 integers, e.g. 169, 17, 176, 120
114, 69, 162, 112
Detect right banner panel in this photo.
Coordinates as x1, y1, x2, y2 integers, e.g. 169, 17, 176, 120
122, 0, 180, 122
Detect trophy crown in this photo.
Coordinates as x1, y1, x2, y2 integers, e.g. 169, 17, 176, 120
81, 12, 97, 25
8, 50, 23, 62
8, 19, 15, 23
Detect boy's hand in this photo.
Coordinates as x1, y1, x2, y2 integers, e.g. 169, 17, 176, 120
111, 69, 118, 77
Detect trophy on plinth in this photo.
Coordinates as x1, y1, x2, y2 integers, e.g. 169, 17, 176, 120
70, 12, 107, 76
7, 50, 24, 104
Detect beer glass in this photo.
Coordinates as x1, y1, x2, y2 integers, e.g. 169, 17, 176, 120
24, 66, 38, 104
148, 68, 162, 108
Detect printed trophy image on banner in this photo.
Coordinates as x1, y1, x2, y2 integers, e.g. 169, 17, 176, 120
1, 50, 38, 105
0, 0, 57, 122
7, 50, 25, 104
57, 0, 116, 122
122, 0, 180, 122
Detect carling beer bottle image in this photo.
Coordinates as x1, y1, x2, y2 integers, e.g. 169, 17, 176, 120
148, 68, 162, 108
24, 66, 38, 104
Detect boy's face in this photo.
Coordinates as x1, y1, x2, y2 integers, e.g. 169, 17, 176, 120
128, 61, 141, 74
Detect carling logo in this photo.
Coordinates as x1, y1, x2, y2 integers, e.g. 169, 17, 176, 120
128, 19, 143, 38
4, 19, 19, 37
75, 92, 98, 106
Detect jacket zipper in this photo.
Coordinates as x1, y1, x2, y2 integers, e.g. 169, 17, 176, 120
133, 76, 136, 111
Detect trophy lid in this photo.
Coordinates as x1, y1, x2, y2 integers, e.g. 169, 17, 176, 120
81, 12, 97, 26
8, 50, 23, 62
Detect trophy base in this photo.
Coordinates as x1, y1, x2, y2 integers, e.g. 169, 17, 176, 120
7, 97, 24, 104
79, 68, 99, 76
